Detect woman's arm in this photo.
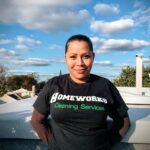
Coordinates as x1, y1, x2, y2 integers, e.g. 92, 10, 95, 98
109, 113, 130, 144
119, 116, 130, 137
31, 109, 51, 144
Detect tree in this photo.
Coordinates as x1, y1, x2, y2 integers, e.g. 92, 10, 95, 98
7, 74, 38, 91
0, 65, 40, 96
35, 81, 46, 94
143, 66, 150, 87
0, 65, 8, 96
21, 74, 38, 90
113, 66, 135, 87
113, 66, 150, 87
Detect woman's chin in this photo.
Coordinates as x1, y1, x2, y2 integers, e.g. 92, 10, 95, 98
73, 73, 90, 82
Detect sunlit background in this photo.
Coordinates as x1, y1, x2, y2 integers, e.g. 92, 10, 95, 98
0, 0, 150, 81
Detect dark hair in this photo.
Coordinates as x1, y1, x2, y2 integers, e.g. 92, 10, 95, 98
65, 34, 93, 53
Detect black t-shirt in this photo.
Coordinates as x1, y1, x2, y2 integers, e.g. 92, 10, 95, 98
33, 74, 128, 150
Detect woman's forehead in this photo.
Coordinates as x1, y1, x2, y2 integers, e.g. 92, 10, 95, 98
67, 40, 90, 49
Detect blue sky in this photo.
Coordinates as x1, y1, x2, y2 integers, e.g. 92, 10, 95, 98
0, 0, 150, 81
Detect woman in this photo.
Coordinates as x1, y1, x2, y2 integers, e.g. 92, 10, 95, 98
31, 34, 130, 150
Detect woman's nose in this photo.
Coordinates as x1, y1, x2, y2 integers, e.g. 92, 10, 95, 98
76, 57, 84, 65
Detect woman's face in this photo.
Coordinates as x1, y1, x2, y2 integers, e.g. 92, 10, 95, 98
65, 40, 94, 84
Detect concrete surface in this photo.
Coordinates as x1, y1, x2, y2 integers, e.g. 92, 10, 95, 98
0, 88, 150, 150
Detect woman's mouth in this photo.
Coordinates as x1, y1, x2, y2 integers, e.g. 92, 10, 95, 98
75, 69, 86, 74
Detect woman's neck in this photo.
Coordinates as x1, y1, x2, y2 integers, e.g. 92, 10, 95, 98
69, 74, 90, 84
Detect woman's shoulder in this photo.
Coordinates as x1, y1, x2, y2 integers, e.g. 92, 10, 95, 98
46, 74, 68, 85
92, 74, 118, 91
90, 74, 111, 84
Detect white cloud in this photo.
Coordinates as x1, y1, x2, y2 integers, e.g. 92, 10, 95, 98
90, 37, 150, 53
131, 7, 150, 25
0, 48, 19, 59
0, 39, 14, 45
94, 61, 112, 66
113, 64, 130, 70
48, 44, 62, 50
143, 57, 150, 63
14, 36, 42, 51
0, 47, 66, 66
90, 37, 104, 43
90, 19, 134, 35
8, 69, 37, 74
16, 36, 41, 46
126, 1, 150, 34
0, 0, 90, 33
0, 48, 46, 66
94, 3, 119, 15
11, 58, 51, 66
11, 0, 89, 7
15, 44, 30, 51
50, 59, 66, 64
11, 58, 66, 66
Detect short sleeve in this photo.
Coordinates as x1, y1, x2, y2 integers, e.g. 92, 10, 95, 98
107, 81, 128, 119
33, 81, 51, 115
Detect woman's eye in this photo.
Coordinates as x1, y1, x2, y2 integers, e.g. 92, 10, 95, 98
84, 55, 90, 59
70, 56, 76, 59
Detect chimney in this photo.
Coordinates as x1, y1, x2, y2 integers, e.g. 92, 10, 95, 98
136, 54, 143, 94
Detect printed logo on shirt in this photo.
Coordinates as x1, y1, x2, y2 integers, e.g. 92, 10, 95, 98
53, 102, 105, 111
50, 92, 108, 104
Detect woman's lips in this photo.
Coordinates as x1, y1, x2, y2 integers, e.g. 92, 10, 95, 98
75, 69, 86, 74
